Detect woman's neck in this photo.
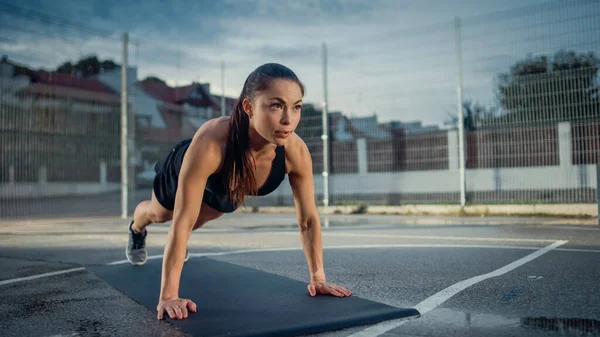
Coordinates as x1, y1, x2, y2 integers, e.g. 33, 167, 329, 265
248, 123, 276, 158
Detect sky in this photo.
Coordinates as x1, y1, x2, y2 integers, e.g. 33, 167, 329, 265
0, 0, 598, 127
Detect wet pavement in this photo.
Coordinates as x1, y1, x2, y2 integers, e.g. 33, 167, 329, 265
0, 213, 599, 337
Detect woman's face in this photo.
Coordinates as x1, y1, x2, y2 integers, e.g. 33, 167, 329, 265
243, 79, 303, 146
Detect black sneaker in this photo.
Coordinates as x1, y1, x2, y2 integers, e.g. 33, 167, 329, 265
126, 221, 147, 265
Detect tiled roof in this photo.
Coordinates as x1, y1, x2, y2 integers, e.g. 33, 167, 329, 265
33, 70, 115, 93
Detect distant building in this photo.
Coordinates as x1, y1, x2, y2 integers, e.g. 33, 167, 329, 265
348, 115, 392, 139
328, 111, 355, 141
1, 56, 237, 185
92, 67, 237, 172
383, 120, 440, 136
294, 106, 357, 142
1, 56, 122, 184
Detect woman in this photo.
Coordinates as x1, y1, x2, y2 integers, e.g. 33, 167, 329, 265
126, 63, 352, 320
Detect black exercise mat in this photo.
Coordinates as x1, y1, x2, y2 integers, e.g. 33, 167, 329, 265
89, 257, 419, 337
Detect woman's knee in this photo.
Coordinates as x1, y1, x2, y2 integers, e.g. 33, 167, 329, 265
149, 210, 172, 223
147, 201, 173, 223
147, 190, 173, 223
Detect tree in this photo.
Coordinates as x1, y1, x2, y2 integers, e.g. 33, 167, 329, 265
56, 55, 119, 77
143, 76, 166, 84
444, 100, 498, 131
495, 50, 599, 125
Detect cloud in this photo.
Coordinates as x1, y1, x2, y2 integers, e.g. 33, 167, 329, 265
3, 0, 593, 126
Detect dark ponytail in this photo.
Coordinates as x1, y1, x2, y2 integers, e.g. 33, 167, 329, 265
223, 63, 305, 206
223, 98, 257, 206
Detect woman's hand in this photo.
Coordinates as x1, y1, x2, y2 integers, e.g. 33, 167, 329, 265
308, 281, 352, 297
157, 297, 197, 320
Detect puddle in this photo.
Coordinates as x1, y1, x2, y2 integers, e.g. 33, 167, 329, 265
413, 308, 600, 336
520, 317, 600, 336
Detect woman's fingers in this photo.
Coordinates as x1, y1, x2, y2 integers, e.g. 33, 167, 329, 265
157, 298, 197, 320
336, 285, 352, 296
307, 283, 317, 296
308, 282, 353, 297
329, 285, 345, 297
186, 299, 197, 312
326, 284, 352, 297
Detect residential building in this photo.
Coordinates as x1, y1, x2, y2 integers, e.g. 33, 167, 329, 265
1, 56, 122, 189
0, 56, 237, 193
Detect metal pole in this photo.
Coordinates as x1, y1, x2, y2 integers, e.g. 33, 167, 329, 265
455, 16, 466, 207
221, 61, 225, 117
596, 164, 599, 225
121, 32, 129, 219
321, 42, 330, 208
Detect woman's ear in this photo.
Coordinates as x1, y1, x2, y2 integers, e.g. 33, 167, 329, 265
242, 98, 253, 118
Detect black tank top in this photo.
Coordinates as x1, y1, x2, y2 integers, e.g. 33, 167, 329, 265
175, 138, 286, 213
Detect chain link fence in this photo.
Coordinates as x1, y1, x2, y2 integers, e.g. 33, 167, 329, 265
250, 0, 600, 209
0, 3, 138, 219
459, 0, 600, 205
1, 0, 598, 220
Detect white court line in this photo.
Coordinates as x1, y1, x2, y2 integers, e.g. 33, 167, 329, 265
1, 242, 595, 287
280, 231, 558, 243
558, 247, 600, 253
106, 244, 544, 265
0, 267, 85, 286
346, 240, 569, 337
1, 244, 543, 286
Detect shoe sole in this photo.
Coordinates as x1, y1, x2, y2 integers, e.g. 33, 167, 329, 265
125, 246, 148, 265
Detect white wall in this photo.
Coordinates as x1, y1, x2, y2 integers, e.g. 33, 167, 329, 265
267, 121, 597, 200
2, 116, 596, 201
0, 182, 120, 198
268, 164, 597, 199
94, 68, 166, 128
133, 89, 166, 128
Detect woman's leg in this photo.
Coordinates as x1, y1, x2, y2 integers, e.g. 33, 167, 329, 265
131, 189, 173, 232
127, 189, 173, 265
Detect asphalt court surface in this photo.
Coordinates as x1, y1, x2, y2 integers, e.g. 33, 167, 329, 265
0, 213, 599, 337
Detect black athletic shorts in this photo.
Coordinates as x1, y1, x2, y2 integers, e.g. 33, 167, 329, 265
152, 139, 191, 211
152, 138, 244, 213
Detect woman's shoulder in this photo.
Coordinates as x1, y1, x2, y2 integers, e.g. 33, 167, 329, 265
284, 133, 313, 173
182, 117, 231, 170
190, 116, 230, 147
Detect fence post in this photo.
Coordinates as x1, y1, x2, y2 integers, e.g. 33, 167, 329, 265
357, 138, 368, 174
597, 164, 599, 225
121, 32, 129, 219
8, 165, 14, 185
100, 160, 107, 186
321, 42, 330, 207
221, 61, 226, 117
558, 122, 573, 167
447, 129, 459, 170
39, 165, 47, 185
455, 16, 466, 207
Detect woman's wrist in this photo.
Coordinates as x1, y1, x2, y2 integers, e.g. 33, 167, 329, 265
310, 273, 326, 283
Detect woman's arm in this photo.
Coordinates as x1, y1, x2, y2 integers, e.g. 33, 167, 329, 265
288, 140, 324, 283
287, 136, 351, 297
159, 131, 222, 304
